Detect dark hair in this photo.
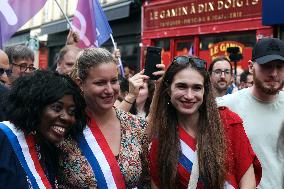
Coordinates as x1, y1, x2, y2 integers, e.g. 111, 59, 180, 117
129, 80, 155, 116
150, 56, 226, 189
240, 70, 251, 83
208, 56, 232, 74
119, 77, 129, 94
4, 70, 87, 138
11, 45, 34, 62
56, 45, 81, 65
4, 46, 16, 64
77, 48, 116, 81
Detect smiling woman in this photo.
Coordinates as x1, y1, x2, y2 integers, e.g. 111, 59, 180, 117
58, 48, 150, 189
0, 70, 87, 189
149, 56, 262, 189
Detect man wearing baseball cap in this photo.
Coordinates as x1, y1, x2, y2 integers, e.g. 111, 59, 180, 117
217, 38, 284, 188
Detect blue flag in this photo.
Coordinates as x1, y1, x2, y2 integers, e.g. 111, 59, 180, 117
92, 0, 112, 46
73, 0, 112, 47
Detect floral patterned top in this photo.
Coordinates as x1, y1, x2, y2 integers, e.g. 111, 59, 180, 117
58, 108, 150, 189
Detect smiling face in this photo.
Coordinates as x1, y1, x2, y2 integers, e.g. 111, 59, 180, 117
80, 62, 120, 113
39, 95, 76, 144
169, 67, 204, 117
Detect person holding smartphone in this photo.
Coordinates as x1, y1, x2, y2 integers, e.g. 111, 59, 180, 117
149, 56, 261, 189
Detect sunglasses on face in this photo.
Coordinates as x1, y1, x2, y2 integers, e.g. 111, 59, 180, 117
0, 68, 12, 76
172, 56, 207, 69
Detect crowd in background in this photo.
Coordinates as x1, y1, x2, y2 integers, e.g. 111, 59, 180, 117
0, 33, 284, 189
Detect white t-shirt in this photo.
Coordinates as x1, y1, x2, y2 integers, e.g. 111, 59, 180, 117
217, 88, 284, 189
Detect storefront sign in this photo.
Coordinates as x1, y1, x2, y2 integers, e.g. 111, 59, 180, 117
209, 41, 245, 60
144, 0, 261, 30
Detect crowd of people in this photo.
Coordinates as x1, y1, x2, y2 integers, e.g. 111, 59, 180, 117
0, 33, 284, 189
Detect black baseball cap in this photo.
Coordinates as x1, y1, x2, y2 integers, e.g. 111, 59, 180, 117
252, 38, 284, 64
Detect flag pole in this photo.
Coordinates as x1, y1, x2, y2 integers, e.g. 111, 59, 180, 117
54, 0, 73, 30
110, 34, 125, 78
0, 20, 2, 49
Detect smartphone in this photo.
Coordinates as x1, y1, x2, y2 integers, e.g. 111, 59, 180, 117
144, 46, 162, 80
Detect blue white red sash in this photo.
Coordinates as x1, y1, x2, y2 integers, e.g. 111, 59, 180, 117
0, 121, 53, 189
77, 117, 126, 189
178, 127, 235, 189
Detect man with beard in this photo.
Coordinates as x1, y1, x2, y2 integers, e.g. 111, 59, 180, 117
209, 56, 233, 97
217, 38, 284, 189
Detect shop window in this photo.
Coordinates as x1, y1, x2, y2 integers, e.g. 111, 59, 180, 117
154, 38, 171, 65
199, 32, 256, 70
175, 40, 193, 57
200, 32, 256, 51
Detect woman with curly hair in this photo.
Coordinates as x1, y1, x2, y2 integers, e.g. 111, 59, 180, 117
149, 56, 262, 189
0, 70, 87, 189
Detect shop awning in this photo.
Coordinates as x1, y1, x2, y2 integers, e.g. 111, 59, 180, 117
40, 19, 70, 35
262, 0, 284, 25
4, 31, 30, 47
104, 0, 131, 21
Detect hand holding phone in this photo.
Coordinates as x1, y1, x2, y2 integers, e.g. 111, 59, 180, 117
144, 46, 162, 80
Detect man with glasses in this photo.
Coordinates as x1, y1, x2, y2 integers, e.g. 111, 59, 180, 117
209, 56, 233, 97
218, 38, 284, 189
10, 45, 35, 82
0, 49, 11, 87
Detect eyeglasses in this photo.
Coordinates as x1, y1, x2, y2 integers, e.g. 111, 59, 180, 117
173, 56, 207, 69
0, 68, 12, 76
212, 69, 232, 76
11, 63, 36, 72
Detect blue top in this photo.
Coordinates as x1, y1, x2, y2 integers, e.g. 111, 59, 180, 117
0, 129, 31, 188
0, 127, 58, 189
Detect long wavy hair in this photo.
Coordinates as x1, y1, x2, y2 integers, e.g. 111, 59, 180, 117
150, 57, 226, 189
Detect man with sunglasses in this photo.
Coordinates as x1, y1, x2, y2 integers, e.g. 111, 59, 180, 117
9, 45, 35, 82
0, 49, 11, 87
0, 49, 10, 121
209, 56, 234, 97
217, 38, 284, 189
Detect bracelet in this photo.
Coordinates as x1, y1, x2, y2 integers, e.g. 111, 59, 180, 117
124, 98, 133, 104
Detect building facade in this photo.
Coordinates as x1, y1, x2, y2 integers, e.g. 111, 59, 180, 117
141, 0, 273, 70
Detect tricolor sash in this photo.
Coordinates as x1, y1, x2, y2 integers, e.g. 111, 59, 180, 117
178, 127, 235, 189
0, 121, 53, 189
77, 117, 126, 189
